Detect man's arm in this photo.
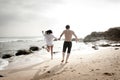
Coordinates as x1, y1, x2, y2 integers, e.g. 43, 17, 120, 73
58, 31, 64, 40
72, 31, 78, 42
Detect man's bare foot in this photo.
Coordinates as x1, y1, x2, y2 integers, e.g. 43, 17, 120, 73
61, 60, 64, 62
65, 61, 68, 63
51, 57, 53, 60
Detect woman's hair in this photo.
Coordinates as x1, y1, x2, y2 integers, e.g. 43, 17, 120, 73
46, 30, 53, 34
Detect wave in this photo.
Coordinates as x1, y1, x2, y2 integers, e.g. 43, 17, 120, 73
0, 36, 44, 42
0, 58, 9, 70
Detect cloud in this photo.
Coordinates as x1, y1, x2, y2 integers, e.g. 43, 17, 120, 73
0, 0, 63, 27
0, 0, 64, 36
0, 0, 120, 37
107, 0, 120, 3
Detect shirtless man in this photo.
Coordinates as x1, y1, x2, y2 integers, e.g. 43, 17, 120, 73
58, 25, 78, 63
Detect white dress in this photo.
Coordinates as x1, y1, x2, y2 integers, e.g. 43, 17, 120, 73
44, 34, 56, 46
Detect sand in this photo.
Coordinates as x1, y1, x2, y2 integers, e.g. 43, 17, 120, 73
0, 47, 120, 80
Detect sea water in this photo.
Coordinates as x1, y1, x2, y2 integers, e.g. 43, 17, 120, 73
0, 36, 46, 70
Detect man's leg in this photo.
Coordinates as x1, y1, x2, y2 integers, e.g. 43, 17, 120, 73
65, 42, 72, 63
65, 53, 70, 63
61, 42, 67, 62
61, 52, 65, 62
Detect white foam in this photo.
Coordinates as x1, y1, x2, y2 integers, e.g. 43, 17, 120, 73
0, 59, 9, 70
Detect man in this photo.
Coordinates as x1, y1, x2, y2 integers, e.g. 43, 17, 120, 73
58, 25, 78, 63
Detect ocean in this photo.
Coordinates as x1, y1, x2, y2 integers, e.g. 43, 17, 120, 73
0, 36, 45, 55
0, 36, 47, 70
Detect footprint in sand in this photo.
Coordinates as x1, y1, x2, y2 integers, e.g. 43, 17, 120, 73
69, 67, 73, 69
44, 66, 49, 68
42, 66, 49, 72
78, 73, 80, 74
71, 69, 76, 72
0, 75, 4, 77
43, 69, 46, 71
82, 74, 90, 76
90, 69, 100, 72
96, 69, 100, 70
103, 72, 115, 76
47, 71, 51, 73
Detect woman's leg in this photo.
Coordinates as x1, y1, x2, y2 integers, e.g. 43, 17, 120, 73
47, 46, 50, 52
50, 45, 53, 60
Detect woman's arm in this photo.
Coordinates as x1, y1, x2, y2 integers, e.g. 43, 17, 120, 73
42, 31, 45, 36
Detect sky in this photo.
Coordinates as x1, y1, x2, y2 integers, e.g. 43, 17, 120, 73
0, 0, 120, 38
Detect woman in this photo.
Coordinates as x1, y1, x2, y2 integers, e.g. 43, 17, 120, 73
42, 30, 57, 60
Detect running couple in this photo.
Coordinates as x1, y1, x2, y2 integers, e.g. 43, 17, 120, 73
42, 25, 78, 63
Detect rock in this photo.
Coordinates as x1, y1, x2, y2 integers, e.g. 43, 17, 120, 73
29, 46, 39, 51
83, 27, 120, 42
2, 54, 13, 59
92, 45, 98, 50
15, 50, 31, 56
99, 44, 111, 47
113, 44, 120, 47
115, 48, 119, 50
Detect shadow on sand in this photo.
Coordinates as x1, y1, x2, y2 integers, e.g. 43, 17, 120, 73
31, 63, 66, 80
8, 60, 51, 74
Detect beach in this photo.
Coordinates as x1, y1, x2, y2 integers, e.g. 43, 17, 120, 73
0, 46, 120, 80
1, 0, 120, 79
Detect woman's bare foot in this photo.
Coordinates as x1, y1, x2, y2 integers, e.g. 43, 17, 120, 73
45, 48, 49, 52
51, 57, 53, 60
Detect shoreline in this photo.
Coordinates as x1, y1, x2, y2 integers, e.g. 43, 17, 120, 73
0, 47, 120, 80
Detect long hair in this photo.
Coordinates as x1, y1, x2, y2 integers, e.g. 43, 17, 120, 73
46, 30, 53, 34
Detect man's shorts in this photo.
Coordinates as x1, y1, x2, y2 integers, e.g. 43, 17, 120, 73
63, 41, 72, 53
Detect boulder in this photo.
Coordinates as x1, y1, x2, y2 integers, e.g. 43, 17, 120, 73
99, 44, 111, 47
2, 54, 13, 59
29, 46, 39, 51
92, 45, 98, 50
15, 50, 31, 56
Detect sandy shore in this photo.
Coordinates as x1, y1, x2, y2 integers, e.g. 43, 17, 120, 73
0, 47, 120, 80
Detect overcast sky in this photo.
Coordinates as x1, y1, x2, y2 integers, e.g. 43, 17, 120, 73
0, 0, 120, 38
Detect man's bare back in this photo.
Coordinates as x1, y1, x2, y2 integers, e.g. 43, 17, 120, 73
60, 29, 78, 42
